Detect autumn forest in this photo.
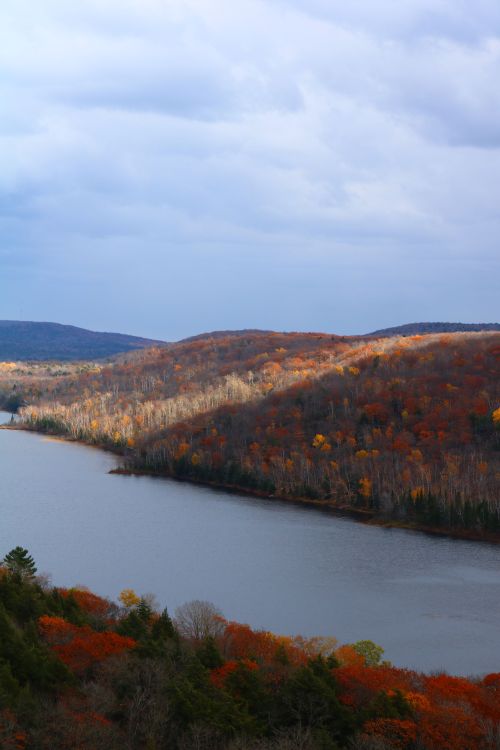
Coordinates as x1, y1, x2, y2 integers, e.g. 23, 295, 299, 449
1, 328, 498, 539
2, 547, 500, 750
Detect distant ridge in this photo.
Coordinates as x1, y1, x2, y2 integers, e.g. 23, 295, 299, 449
0, 321, 165, 361
180, 329, 272, 343
367, 322, 500, 337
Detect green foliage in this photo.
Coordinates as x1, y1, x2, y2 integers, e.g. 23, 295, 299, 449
2, 547, 37, 580
351, 641, 385, 667
197, 637, 224, 670
278, 657, 355, 742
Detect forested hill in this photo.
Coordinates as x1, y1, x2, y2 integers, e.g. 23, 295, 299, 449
2, 548, 500, 749
6, 329, 500, 537
368, 322, 500, 337
0, 320, 165, 360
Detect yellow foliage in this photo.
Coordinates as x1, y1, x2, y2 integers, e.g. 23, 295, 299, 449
493, 407, 500, 424
312, 434, 326, 448
320, 442, 331, 452
348, 366, 360, 376
334, 365, 344, 376
359, 477, 372, 498
355, 450, 369, 459
113, 431, 122, 443
119, 589, 141, 608
90, 420, 99, 431
191, 452, 201, 465
411, 487, 424, 501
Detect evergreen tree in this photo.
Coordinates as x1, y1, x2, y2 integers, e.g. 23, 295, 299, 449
2, 548, 37, 580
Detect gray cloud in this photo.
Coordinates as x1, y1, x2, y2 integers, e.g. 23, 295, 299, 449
0, 0, 498, 338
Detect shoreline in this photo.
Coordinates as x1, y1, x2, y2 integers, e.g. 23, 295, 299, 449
3, 421, 500, 545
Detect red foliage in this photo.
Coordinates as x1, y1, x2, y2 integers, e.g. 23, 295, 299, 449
210, 659, 258, 689
336, 664, 415, 708
335, 663, 500, 750
219, 620, 307, 667
38, 615, 135, 673
58, 588, 112, 619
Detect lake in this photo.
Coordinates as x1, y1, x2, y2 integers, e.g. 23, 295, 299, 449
1, 412, 499, 675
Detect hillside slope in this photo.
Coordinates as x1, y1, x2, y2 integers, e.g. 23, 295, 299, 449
9, 330, 500, 536
369, 322, 500, 337
0, 320, 165, 360
2, 552, 500, 749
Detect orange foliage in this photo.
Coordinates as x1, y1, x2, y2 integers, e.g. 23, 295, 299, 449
38, 615, 135, 673
58, 588, 111, 619
219, 620, 307, 667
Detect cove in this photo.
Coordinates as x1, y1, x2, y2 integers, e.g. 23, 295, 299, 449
1, 412, 500, 675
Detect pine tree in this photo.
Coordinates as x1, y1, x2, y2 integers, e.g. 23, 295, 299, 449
2, 548, 37, 580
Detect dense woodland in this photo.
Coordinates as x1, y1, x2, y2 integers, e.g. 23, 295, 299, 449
1, 330, 499, 536
2, 547, 500, 750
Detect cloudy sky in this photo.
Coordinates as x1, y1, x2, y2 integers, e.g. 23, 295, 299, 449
1, 0, 499, 340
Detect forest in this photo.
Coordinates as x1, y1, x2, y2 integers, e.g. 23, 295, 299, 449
0, 321, 163, 361
1, 545, 500, 750
1, 329, 499, 537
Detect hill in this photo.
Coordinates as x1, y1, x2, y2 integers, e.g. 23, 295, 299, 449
2, 549, 499, 749
180, 328, 273, 342
368, 321, 500, 337
6, 329, 499, 537
0, 320, 165, 361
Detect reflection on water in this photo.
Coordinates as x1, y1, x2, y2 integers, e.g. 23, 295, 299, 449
0, 417, 499, 675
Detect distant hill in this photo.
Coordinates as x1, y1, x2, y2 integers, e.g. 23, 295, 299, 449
368, 322, 500, 337
180, 329, 273, 343
0, 321, 165, 361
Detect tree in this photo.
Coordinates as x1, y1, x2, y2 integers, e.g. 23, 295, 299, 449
2, 547, 37, 580
174, 600, 224, 642
351, 640, 385, 667
119, 588, 141, 608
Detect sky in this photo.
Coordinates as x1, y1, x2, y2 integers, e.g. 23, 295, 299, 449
1, 0, 499, 341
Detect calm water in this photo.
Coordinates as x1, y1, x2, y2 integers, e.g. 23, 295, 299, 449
1, 413, 499, 675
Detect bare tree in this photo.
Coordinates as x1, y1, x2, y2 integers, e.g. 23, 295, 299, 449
174, 600, 225, 641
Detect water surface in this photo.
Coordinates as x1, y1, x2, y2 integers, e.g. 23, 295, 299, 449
1, 414, 499, 675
